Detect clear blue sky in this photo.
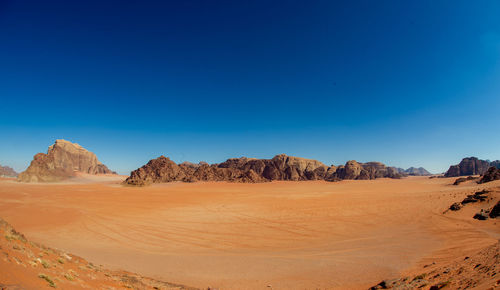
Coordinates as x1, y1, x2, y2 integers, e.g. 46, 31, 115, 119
1, 0, 500, 175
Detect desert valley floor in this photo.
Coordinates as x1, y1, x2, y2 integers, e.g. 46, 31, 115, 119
0, 176, 499, 289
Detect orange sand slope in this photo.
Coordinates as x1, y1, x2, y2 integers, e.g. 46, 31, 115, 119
0, 218, 195, 289
0, 177, 499, 289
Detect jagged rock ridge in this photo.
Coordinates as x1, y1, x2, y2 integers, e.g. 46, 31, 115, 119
125, 154, 404, 186
18, 140, 115, 182
0, 165, 18, 177
444, 157, 499, 177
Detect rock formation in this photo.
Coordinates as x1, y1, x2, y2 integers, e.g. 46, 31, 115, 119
444, 157, 491, 177
124, 154, 404, 186
18, 140, 114, 182
0, 165, 17, 177
490, 201, 500, 218
453, 176, 478, 185
490, 160, 500, 169
335, 161, 400, 180
478, 167, 500, 184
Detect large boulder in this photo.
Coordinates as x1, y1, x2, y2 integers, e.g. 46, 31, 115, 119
478, 167, 500, 184
0, 165, 18, 177
444, 157, 491, 177
17, 139, 114, 182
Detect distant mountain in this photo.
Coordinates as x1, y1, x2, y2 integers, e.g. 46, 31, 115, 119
18, 139, 115, 182
0, 165, 17, 177
396, 167, 432, 176
124, 154, 404, 186
444, 157, 499, 177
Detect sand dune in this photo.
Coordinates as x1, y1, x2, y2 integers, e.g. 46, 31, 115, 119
0, 177, 499, 289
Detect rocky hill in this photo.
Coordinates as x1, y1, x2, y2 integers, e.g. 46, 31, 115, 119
125, 154, 404, 186
444, 157, 493, 177
18, 140, 115, 182
0, 165, 17, 177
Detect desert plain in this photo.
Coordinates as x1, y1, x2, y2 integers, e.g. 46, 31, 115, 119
0, 176, 499, 289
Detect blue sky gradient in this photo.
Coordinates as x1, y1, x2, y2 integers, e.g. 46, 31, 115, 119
1, 0, 500, 174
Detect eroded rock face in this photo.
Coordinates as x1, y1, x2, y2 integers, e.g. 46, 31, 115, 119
0, 165, 17, 177
124, 155, 404, 186
125, 156, 268, 186
478, 167, 500, 184
17, 140, 114, 182
444, 157, 491, 177
334, 161, 403, 180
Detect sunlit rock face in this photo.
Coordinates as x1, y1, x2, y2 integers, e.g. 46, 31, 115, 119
444, 157, 491, 177
125, 154, 404, 186
18, 139, 114, 182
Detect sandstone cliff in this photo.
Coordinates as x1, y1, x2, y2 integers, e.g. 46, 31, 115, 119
18, 140, 115, 182
334, 161, 402, 180
124, 155, 404, 186
0, 165, 17, 177
444, 157, 493, 177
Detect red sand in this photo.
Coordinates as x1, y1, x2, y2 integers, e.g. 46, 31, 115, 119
0, 176, 499, 289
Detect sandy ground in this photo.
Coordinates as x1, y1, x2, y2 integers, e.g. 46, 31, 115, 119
0, 176, 499, 289
0, 217, 194, 290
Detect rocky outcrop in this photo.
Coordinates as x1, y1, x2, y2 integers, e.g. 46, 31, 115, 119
0, 165, 17, 177
478, 167, 500, 184
370, 241, 500, 290
219, 154, 329, 181
124, 155, 404, 186
18, 140, 114, 182
444, 157, 491, 177
453, 176, 478, 185
335, 161, 402, 180
490, 201, 500, 218
445, 190, 490, 214
125, 156, 266, 186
